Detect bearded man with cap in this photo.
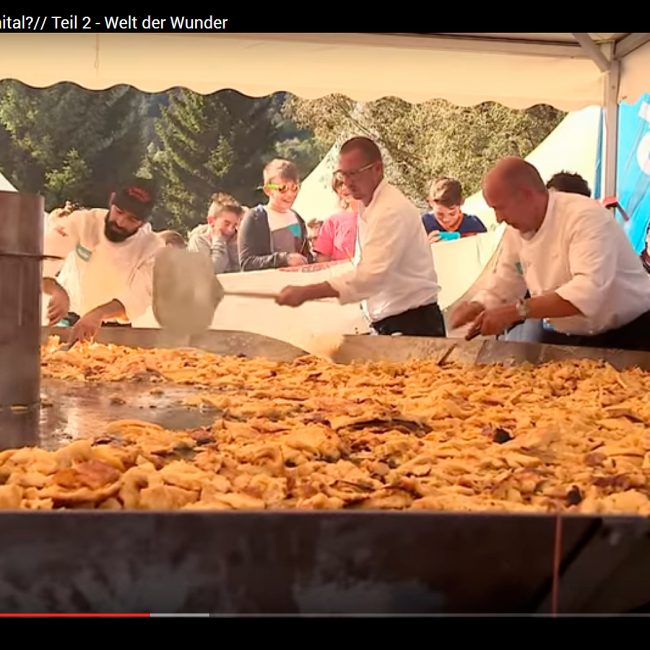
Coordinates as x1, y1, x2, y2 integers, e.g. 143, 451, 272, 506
42, 177, 164, 343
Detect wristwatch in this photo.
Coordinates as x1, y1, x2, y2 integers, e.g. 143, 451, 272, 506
515, 298, 530, 320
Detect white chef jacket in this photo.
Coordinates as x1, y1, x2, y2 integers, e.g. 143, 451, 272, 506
473, 191, 650, 335
43, 208, 163, 321
328, 180, 440, 323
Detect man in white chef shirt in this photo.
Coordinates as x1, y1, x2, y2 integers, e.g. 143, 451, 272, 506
275, 136, 445, 338
42, 177, 163, 343
450, 157, 650, 351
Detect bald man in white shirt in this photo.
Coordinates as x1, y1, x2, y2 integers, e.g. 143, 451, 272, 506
450, 157, 650, 351
275, 137, 444, 337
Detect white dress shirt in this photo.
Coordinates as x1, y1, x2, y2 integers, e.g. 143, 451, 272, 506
473, 191, 650, 335
43, 208, 163, 321
328, 180, 440, 323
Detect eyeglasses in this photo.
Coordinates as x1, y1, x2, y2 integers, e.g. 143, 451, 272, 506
265, 182, 300, 194
333, 162, 376, 183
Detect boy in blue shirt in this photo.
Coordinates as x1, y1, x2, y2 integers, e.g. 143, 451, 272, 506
422, 177, 487, 242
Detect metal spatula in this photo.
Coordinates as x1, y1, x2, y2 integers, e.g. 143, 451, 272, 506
153, 247, 335, 338
152, 248, 290, 336
153, 247, 224, 338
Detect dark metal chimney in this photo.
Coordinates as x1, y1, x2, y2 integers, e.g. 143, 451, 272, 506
0, 190, 44, 448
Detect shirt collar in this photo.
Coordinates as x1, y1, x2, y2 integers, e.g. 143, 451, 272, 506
360, 179, 388, 220
522, 191, 554, 241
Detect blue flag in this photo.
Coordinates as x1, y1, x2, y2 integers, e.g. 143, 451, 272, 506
616, 93, 650, 254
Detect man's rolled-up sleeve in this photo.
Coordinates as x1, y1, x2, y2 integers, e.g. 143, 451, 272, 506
554, 214, 616, 318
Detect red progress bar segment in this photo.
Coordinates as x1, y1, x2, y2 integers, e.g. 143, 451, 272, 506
0, 613, 151, 617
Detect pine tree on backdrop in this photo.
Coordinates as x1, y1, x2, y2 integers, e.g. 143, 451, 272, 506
149, 89, 283, 232
0, 81, 148, 210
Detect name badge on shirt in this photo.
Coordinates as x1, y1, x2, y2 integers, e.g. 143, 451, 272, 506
75, 244, 92, 262
288, 223, 302, 238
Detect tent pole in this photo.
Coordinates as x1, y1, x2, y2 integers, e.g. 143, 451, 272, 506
571, 34, 620, 198
603, 46, 620, 198
572, 33, 610, 72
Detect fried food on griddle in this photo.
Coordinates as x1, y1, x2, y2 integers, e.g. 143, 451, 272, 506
23, 337, 650, 514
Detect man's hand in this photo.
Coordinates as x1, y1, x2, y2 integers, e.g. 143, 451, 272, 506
69, 308, 104, 343
46, 283, 70, 326
449, 301, 485, 329
276, 286, 310, 307
427, 230, 441, 244
286, 253, 308, 267
466, 305, 519, 339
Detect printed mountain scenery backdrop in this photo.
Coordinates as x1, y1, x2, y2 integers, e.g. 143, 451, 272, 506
0, 80, 564, 232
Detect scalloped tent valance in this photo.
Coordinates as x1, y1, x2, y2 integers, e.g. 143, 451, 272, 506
1, 33, 648, 110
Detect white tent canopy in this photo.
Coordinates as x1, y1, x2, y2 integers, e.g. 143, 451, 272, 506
2, 31, 647, 195
0, 33, 647, 110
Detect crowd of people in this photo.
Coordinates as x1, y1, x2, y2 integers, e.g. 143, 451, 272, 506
41, 135, 650, 352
